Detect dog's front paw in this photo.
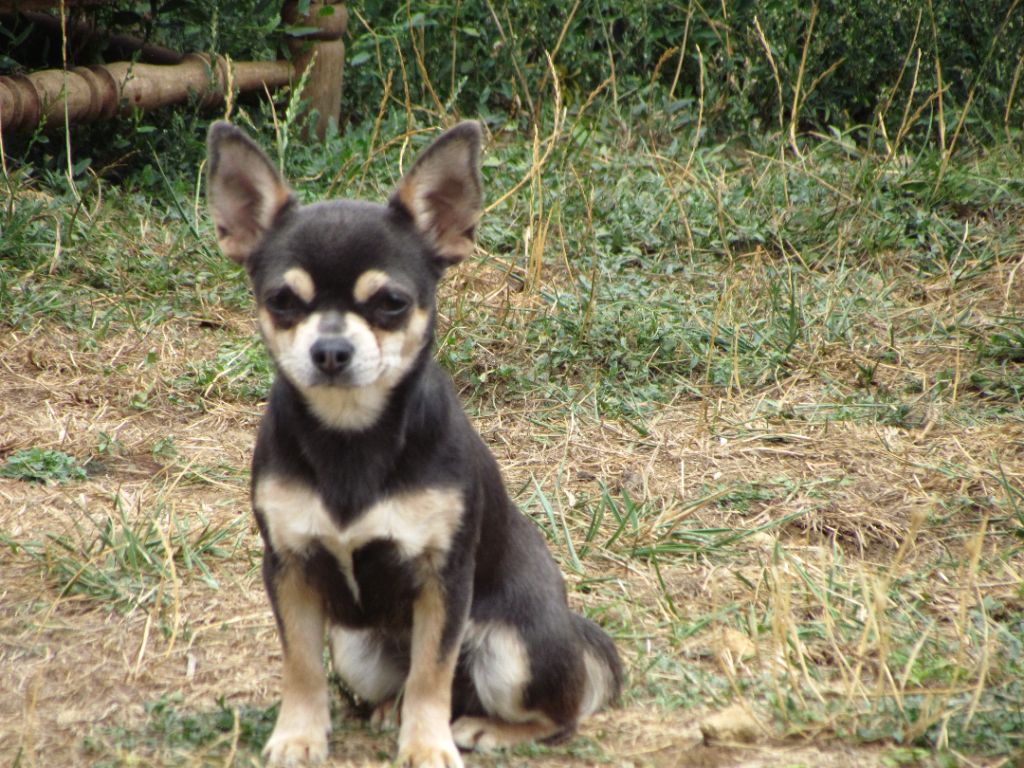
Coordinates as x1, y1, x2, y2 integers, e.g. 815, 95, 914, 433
262, 727, 329, 766
396, 741, 463, 768
397, 726, 463, 768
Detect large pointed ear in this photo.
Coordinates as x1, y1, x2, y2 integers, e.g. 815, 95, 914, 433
206, 121, 294, 264
390, 121, 483, 266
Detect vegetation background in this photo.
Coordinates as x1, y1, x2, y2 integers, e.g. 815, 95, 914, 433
1, 1, 1023, 766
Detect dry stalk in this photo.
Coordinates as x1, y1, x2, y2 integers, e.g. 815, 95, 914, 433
766, 560, 808, 711
680, 44, 706, 181
873, 9, 922, 157
395, 29, 413, 125
889, 45, 929, 153
646, 149, 694, 254
131, 609, 154, 681
222, 706, 241, 768
787, 0, 818, 157
668, 1, 695, 103
926, 0, 947, 156
482, 0, 533, 117
1005, 51, 1024, 138
752, 15, 784, 134
705, 277, 732, 389
485, 53, 563, 215
963, 583, 992, 731
447, 0, 461, 100
407, 3, 444, 118
59, 0, 79, 203
524, 127, 553, 293
155, 498, 184, 658
535, 0, 581, 101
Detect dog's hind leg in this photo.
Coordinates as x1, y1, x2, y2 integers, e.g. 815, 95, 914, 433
453, 615, 622, 752
452, 621, 573, 750
452, 717, 571, 750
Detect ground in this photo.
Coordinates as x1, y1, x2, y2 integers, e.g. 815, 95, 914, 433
1, 124, 1022, 767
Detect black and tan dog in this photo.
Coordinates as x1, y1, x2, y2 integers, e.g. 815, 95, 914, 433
205, 120, 622, 767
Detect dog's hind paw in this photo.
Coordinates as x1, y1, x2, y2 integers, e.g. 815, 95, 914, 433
452, 715, 566, 751
369, 697, 400, 732
452, 716, 502, 751
262, 729, 328, 766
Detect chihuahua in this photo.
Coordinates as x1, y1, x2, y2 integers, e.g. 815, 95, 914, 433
205, 120, 622, 767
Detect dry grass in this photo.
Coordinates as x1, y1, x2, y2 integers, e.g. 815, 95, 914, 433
2, 249, 1022, 766
2, 106, 1023, 767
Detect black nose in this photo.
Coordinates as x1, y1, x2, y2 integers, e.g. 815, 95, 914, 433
311, 338, 354, 374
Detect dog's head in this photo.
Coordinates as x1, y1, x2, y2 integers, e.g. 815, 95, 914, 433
206, 121, 482, 430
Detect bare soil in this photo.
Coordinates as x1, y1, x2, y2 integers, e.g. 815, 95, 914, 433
2, 289, 1021, 766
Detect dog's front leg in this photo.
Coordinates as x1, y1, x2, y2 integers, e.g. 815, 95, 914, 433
397, 572, 466, 768
263, 562, 331, 766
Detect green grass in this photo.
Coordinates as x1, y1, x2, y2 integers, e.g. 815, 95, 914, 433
3, 497, 246, 615
0, 448, 88, 484
170, 336, 274, 407
3, 28, 1024, 763
5, 106, 1021, 425
83, 695, 277, 767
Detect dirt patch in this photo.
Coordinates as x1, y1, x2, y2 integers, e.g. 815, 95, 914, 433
1, 308, 1021, 767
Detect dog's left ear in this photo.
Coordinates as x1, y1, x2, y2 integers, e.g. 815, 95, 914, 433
391, 121, 483, 266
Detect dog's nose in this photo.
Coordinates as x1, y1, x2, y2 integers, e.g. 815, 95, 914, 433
311, 338, 354, 374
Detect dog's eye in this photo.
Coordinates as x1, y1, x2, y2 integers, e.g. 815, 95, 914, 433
376, 289, 410, 318
265, 287, 305, 318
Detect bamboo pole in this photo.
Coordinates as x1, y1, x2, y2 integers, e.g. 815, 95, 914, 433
0, 54, 293, 134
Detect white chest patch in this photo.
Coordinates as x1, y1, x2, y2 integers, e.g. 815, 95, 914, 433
255, 476, 464, 601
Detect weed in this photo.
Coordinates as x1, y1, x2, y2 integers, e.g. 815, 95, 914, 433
171, 336, 274, 406
0, 448, 87, 484
13, 496, 244, 614
84, 695, 275, 767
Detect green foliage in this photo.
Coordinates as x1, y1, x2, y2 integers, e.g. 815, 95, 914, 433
697, 0, 1024, 136
8, 499, 243, 613
345, 0, 680, 119
0, 448, 88, 484
172, 337, 275, 405
3, 0, 1022, 154
344, 1, 1024, 141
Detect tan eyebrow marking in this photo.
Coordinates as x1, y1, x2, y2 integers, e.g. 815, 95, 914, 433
283, 267, 316, 304
353, 269, 391, 304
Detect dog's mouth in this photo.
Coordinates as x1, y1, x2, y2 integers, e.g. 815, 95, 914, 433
307, 366, 377, 389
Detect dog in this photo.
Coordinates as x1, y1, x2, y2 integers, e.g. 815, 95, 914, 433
205, 120, 622, 767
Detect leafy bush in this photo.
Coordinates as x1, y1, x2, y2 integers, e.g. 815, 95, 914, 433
3, 0, 1021, 174
345, 0, 1024, 141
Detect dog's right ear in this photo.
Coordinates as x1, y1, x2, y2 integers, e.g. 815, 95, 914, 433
206, 121, 294, 264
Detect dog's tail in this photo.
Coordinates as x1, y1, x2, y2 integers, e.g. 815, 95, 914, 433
573, 613, 624, 718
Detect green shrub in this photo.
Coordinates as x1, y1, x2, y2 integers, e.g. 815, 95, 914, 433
344, 0, 1024, 141
4, 0, 1021, 167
